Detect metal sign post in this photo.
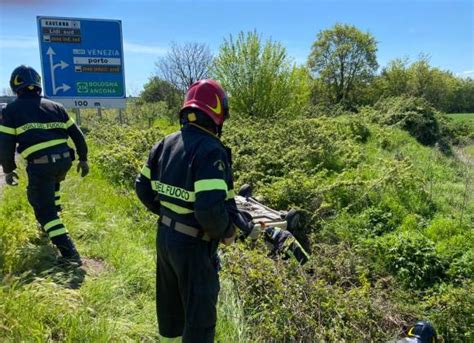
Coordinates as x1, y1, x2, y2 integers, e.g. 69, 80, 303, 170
37, 16, 126, 109
74, 108, 81, 126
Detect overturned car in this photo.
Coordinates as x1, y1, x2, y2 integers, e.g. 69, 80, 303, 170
229, 184, 310, 265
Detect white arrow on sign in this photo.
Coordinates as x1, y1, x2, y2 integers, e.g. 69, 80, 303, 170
56, 83, 71, 93
47, 47, 71, 95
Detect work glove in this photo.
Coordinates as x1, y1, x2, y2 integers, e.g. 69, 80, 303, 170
77, 161, 89, 177
246, 222, 263, 240
5, 171, 19, 186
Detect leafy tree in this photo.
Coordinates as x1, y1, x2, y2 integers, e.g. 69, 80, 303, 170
213, 31, 311, 117
406, 56, 452, 110
376, 55, 474, 113
140, 77, 181, 109
379, 58, 411, 97
156, 42, 213, 93
449, 78, 474, 113
308, 23, 378, 107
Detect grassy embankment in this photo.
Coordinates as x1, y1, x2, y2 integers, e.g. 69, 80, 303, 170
0, 141, 247, 342
0, 110, 473, 341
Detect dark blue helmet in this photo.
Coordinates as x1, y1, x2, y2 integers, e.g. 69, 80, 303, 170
408, 321, 437, 343
10, 65, 42, 94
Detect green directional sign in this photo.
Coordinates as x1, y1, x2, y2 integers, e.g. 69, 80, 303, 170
76, 81, 122, 95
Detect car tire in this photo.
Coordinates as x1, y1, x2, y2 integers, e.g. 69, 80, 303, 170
238, 184, 252, 198
286, 209, 300, 231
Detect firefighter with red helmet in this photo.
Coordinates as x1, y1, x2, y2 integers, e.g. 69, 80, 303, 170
0, 65, 89, 265
135, 79, 236, 342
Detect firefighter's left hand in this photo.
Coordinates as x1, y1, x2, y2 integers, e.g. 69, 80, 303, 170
5, 171, 19, 186
77, 161, 89, 177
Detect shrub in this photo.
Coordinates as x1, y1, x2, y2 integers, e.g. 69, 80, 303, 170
372, 231, 445, 289
366, 96, 441, 146
88, 124, 164, 187
423, 282, 474, 342
221, 242, 412, 342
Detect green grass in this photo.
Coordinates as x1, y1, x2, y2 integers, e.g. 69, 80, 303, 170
1, 113, 473, 341
447, 112, 474, 128
0, 156, 246, 342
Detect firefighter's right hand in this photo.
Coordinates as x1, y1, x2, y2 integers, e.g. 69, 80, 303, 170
5, 171, 19, 186
247, 222, 262, 240
77, 161, 90, 177
222, 228, 237, 246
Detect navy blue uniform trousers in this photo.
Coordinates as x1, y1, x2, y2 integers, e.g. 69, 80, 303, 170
26, 158, 71, 234
156, 223, 220, 343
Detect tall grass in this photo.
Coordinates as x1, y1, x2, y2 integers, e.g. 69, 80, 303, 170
0, 154, 246, 341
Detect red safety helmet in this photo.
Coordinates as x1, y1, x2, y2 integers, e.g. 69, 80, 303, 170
180, 79, 229, 126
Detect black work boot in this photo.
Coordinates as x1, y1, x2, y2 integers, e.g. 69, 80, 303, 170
51, 234, 82, 266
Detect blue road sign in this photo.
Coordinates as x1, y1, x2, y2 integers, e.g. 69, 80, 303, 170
37, 16, 126, 109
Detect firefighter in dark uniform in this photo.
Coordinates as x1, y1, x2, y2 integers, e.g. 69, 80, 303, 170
391, 321, 437, 343
0, 65, 89, 265
135, 79, 236, 342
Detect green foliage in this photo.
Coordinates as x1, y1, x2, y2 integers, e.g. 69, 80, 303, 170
375, 56, 474, 113
222, 242, 412, 342
445, 113, 474, 145
0, 169, 44, 274
1, 101, 472, 340
139, 76, 182, 109
448, 79, 474, 113
88, 123, 164, 187
371, 231, 445, 289
213, 31, 311, 117
364, 96, 443, 146
0, 166, 158, 341
127, 100, 178, 127
423, 282, 474, 342
308, 23, 378, 108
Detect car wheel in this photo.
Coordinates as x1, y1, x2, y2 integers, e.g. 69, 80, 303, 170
238, 184, 252, 198
286, 209, 300, 231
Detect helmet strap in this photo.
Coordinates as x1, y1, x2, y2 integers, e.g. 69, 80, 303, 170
181, 110, 222, 136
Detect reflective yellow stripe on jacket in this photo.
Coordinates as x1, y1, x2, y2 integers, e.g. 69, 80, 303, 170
142, 176, 235, 215
21, 139, 68, 158
152, 180, 196, 202
141, 165, 151, 179
0, 125, 16, 135
16, 122, 68, 135
194, 179, 228, 193
161, 201, 194, 214
66, 118, 75, 128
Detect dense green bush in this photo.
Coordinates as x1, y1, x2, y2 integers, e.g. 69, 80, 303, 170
364, 96, 442, 146
423, 282, 474, 342
222, 242, 412, 342
371, 231, 445, 289
88, 123, 164, 186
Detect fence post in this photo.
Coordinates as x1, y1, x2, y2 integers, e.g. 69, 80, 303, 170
97, 107, 102, 120
75, 108, 81, 126
118, 108, 123, 124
